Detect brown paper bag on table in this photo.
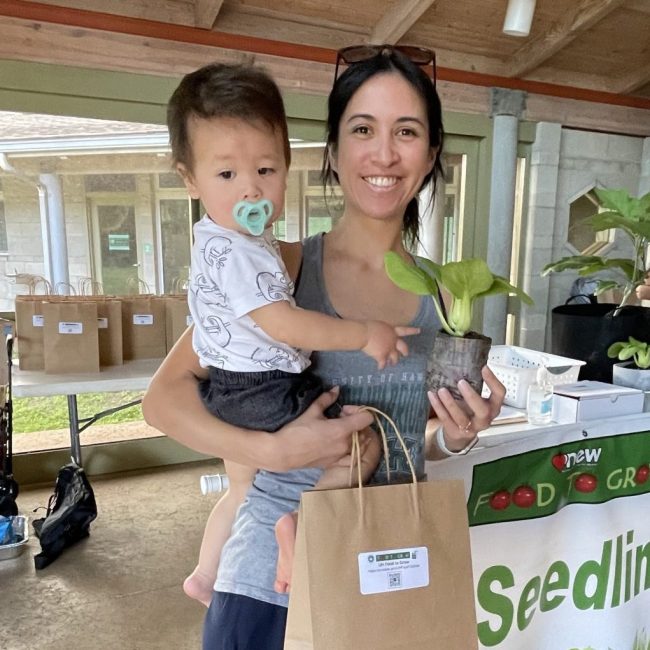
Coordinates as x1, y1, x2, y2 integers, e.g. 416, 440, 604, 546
285, 413, 478, 650
164, 295, 192, 353
94, 298, 123, 367
65, 296, 123, 367
121, 295, 167, 360
43, 301, 100, 374
14, 295, 47, 370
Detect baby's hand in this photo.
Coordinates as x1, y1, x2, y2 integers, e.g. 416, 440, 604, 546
636, 275, 650, 301
362, 321, 420, 369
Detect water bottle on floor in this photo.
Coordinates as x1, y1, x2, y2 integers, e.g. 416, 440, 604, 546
199, 473, 230, 495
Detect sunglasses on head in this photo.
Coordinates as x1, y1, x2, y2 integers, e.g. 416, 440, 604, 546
334, 44, 436, 87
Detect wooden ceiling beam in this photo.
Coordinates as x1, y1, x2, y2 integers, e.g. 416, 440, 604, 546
369, 0, 438, 44
507, 0, 627, 78
32, 0, 194, 25
0, 3, 648, 113
194, 0, 224, 29
613, 62, 650, 95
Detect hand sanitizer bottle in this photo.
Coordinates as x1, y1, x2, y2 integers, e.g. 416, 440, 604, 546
527, 367, 553, 425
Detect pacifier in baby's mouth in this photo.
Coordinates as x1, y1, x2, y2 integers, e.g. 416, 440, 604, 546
232, 199, 274, 236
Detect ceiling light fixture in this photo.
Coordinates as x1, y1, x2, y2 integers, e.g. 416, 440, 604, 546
502, 0, 537, 37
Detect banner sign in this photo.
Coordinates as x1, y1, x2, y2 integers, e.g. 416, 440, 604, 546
430, 417, 650, 650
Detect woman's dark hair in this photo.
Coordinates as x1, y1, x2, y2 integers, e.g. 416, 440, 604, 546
322, 48, 444, 249
167, 62, 291, 171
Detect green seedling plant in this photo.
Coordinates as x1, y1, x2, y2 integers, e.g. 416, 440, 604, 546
384, 253, 533, 337
607, 336, 650, 370
542, 188, 650, 309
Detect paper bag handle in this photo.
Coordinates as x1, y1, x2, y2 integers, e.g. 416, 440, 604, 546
349, 406, 419, 517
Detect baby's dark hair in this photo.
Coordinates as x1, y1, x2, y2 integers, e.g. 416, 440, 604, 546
167, 62, 291, 171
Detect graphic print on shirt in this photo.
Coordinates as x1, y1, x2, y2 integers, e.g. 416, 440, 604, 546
196, 345, 228, 368
332, 369, 428, 482
202, 314, 232, 347
251, 345, 301, 370
256, 271, 292, 302
202, 235, 232, 269
192, 273, 228, 307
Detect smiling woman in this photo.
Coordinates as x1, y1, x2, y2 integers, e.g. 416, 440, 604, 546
143, 50, 505, 650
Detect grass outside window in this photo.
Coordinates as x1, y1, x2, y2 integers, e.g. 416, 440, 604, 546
13, 391, 144, 434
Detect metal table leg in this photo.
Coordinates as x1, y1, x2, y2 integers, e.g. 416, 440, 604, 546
66, 393, 142, 466
66, 394, 83, 465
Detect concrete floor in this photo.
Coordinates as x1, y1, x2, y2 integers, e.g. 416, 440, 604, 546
1, 459, 222, 650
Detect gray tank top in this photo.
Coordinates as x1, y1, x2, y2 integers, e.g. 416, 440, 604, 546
215, 233, 440, 606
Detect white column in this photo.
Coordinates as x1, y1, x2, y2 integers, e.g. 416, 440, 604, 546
518, 122, 562, 350
483, 88, 526, 344
39, 173, 70, 292
640, 137, 650, 195
640, 138, 650, 305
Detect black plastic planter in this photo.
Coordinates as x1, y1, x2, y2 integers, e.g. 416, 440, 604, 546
427, 331, 492, 400
551, 303, 650, 382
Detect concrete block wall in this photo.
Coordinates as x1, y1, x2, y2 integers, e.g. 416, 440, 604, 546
1, 177, 45, 310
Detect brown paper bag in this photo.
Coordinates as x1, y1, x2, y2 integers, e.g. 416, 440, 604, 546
285, 417, 478, 650
121, 295, 167, 360
14, 295, 47, 370
43, 301, 100, 374
59, 296, 123, 367
164, 295, 192, 353
93, 298, 123, 367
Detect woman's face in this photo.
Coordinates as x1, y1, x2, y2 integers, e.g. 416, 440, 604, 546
331, 72, 436, 226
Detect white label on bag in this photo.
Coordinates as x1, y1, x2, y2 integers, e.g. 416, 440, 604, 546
32, 314, 44, 327
358, 546, 429, 595
186, 314, 193, 326
58, 321, 83, 334
97, 317, 108, 329
133, 314, 154, 325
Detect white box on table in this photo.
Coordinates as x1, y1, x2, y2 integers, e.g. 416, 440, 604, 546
552, 380, 644, 424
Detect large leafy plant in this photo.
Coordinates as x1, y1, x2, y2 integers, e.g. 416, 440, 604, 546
542, 188, 650, 308
384, 253, 533, 337
607, 336, 650, 370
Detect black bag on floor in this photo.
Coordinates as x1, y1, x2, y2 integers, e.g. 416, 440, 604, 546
33, 461, 97, 570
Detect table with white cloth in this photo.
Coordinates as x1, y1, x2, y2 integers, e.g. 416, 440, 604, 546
428, 412, 650, 650
12, 359, 162, 464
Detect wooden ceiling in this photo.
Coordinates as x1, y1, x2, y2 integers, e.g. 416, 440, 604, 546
1, 0, 649, 132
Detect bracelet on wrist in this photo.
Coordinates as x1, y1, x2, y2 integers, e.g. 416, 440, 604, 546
436, 425, 479, 457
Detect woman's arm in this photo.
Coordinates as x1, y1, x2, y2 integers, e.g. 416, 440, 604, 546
142, 327, 374, 471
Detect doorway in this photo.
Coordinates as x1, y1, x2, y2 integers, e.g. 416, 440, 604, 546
90, 199, 140, 294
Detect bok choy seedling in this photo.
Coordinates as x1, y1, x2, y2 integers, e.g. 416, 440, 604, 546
607, 336, 650, 369
384, 253, 533, 337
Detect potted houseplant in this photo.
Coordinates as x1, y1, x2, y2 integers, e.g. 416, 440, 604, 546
608, 336, 650, 391
384, 253, 533, 399
542, 188, 650, 382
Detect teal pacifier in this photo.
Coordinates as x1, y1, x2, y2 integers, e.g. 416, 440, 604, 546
233, 199, 274, 236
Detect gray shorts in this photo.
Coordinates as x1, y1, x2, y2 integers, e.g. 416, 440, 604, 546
199, 367, 341, 432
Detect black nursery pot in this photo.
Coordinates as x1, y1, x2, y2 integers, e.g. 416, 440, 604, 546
551, 303, 650, 383
427, 331, 492, 400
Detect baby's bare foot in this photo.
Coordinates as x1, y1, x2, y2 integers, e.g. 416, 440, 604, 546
274, 511, 298, 593
183, 568, 214, 607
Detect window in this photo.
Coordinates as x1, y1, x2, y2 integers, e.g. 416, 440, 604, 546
568, 190, 611, 254
158, 172, 185, 189
84, 174, 137, 193
440, 154, 466, 264
159, 198, 191, 292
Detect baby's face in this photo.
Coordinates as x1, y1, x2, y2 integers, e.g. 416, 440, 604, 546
179, 116, 288, 234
